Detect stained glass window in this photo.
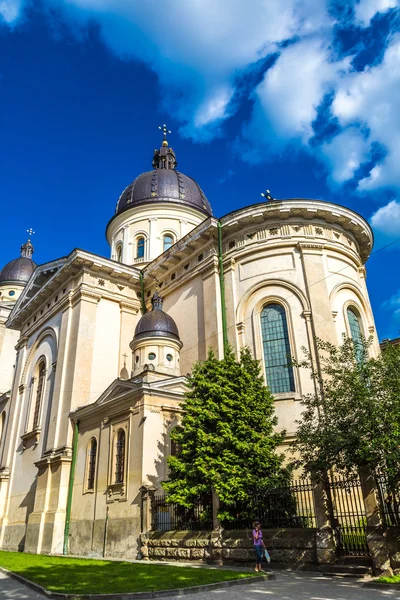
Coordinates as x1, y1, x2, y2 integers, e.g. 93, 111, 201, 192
260, 304, 295, 394
347, 307, 364, 363
87, 438, 97, 491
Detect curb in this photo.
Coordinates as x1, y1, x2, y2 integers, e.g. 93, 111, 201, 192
0, 566, 274, 599
362, 581, 399, 590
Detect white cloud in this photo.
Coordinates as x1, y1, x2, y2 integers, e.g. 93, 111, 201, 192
332, 35, 400, 192
322, 127, 371, 184
382, 290, 400, 323
239, 38, 350, 161
354, 0, 399, 26
370, 199, 400, 238
38, 0, 333, 139
0, 0, 24, 24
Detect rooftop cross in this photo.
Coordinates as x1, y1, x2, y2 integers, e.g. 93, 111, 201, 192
158, 123, 171, 146
261, 189, 274, 202
26, 227, 35, 239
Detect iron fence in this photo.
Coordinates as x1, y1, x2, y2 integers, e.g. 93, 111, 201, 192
375, 472, 400, 527
327, 475, 368, 556
151, 494, 212, 531
222, 479, 316, 530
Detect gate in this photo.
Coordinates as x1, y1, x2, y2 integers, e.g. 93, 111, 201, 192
328, 476, 369, 557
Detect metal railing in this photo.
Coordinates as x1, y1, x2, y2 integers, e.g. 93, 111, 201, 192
151, 495, 212, 531
222, 479, 316, 530
376, 472, 400, 527
327, 475, 368, 556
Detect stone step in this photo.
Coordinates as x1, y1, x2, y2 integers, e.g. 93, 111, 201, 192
320, 563, 372, 577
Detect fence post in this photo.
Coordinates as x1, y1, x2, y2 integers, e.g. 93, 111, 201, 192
312, 473, 336, 565
359, 467, 392, 576
139, 485, 156, 561
210, 488, 223, 565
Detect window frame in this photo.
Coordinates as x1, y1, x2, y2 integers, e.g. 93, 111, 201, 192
115, 243, 123, 263
84, 436, 98, 493
114, 428, 126, 485
136, 236, 146, 259
346, 305, 365, 363
260, 302, 296, 395
163, 234, 174, 253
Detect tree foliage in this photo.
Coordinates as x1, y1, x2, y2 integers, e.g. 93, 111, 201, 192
163, 346, 288, 518
291, 336, 400, 488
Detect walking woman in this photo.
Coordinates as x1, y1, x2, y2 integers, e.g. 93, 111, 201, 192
252, 521, 265, 572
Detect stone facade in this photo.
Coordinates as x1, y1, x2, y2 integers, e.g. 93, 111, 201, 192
142, 529, 317, 568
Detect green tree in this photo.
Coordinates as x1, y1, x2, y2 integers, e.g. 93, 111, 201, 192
291, 336, 400, 489
163, 347, 288, 519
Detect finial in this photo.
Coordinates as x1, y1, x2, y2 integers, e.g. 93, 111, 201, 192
151, 290, 163, 311
159, 123, 171, 147
122, 353, 128, 368
261, 189, 275, 202
21, 228, 35, 259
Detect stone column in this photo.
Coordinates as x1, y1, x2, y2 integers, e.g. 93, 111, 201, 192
139, 485, 156, 560
359, 467, 392, 576
312, 474, 336, 565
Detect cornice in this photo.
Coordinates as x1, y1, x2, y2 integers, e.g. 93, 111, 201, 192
7, 249, 141, 331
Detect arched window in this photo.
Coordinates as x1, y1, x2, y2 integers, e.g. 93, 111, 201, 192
116, 244, 123, 263
87, 437, 97, 491
163, 235, 173, 252
260, 303, 295, 394
347, 307, 364, 363
136, 237, 145, 259
115, 429, 125, 484
33, 362, 46, 429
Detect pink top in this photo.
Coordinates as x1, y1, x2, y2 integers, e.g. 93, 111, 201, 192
253, 528, 263, 546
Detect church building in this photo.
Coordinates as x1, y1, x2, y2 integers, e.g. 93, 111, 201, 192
0, 129, 378, 557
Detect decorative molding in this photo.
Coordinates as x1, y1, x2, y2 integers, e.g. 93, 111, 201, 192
21, 426, 41, 450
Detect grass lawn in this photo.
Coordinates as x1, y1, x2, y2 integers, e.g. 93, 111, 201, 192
0, 551, 257, 594
376, 575, 400, 585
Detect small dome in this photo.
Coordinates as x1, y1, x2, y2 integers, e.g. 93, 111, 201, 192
134, 291, 180, 341
0, 239, 36, 285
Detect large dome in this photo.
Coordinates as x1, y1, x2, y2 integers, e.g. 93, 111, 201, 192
0, 240, 36, 285
114, 139, 212, 219
116, 168, 212, 218
134, 291, 180, 341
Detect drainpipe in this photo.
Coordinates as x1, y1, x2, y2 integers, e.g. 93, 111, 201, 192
63, 419, 79, 555
217, 221, 229, 357
139, 271, 147, 314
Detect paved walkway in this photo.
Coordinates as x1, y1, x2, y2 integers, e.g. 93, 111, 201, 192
0, 570, 45, 599
163, 571, 400, 600
1, 568, 399, 600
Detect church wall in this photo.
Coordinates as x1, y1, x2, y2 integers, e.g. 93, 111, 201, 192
89, 298, 121, 400
1, 327, 58, 551
161, 275, 208, 375
0, 324, 19, 395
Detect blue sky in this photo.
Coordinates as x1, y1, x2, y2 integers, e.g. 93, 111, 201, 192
1, 0, 400, 340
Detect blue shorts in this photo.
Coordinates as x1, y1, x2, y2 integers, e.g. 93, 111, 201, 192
255, 544, 263, 564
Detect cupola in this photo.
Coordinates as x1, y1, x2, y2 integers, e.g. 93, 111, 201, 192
130, 291, 182, 378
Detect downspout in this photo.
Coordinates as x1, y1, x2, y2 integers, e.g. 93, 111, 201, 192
63, 419, 79, 555
139, 271, 147, 314
217, 221, 229, 357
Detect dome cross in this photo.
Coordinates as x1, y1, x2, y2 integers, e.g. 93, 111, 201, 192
158, 123, 171, 147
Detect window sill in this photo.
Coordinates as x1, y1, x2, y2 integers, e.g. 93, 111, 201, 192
107, 481, 127, 503
83, 489, 95, 495
273, 392, 301, 402
21, 427, 41, 449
